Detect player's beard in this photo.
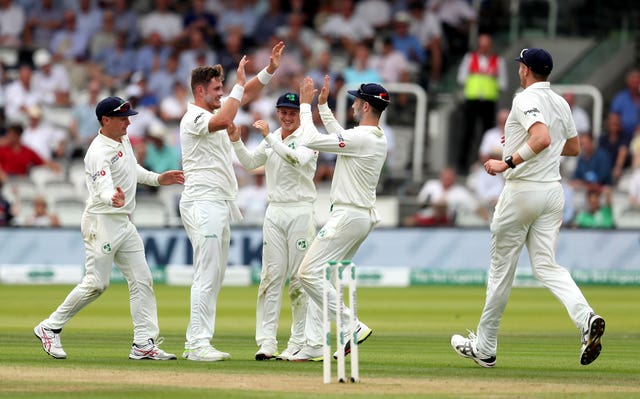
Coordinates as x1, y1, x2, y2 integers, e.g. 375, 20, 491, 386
352, 102, 364, 122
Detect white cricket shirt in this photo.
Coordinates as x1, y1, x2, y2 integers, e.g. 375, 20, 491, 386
231, 126, 318, 203
503, 82, 577, 182
84, 132, 159, 214
300, 103, 387, 209
180, 102, 238, 201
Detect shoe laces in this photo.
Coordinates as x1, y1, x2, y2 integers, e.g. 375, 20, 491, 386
466, 329, 478, 341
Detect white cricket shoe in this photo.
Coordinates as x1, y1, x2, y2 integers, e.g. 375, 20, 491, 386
289, 344, 323, 362
34, 323, 66, 359
333, 321, 373, 359
580, 313, 605, 365
255, 343, 278, 361
450, 331, 496, 368
183, 345, 231, 362
276, 343, 302, 361
129, 338, 177, 360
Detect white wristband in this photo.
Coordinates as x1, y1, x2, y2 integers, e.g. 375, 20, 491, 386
257, 68, 273, 85
228, 84, 244, 102
517, 143, 536, 161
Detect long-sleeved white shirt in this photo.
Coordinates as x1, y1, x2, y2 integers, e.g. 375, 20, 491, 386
84, 132, 159, 215
180, 102, 238, 202
231, 126, 318, 203
299, 103, 387, 209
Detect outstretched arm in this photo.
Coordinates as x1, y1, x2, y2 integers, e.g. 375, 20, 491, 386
242, 41, 285, 104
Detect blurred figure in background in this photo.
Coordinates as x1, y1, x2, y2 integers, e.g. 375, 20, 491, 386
22, 194, 60, 227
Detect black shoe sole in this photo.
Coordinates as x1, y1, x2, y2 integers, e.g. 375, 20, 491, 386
581, 316, 605, 365
255, 353, 275, 361
334, 329, 373, 359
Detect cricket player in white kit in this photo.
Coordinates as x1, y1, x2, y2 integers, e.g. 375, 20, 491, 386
291, 77, 390, 360
451, 48, 605, 367
179, 42, 284, 362
229, 92, 323, 361
34, 96, 184, 360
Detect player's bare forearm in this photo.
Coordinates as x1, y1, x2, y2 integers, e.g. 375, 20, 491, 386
561, 136, 580, 156
158, 170, 185, 186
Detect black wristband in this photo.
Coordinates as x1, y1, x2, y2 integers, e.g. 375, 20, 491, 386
504, 155, 516, 169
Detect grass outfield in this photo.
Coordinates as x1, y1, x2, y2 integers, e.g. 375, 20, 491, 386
1, 284, 639, 398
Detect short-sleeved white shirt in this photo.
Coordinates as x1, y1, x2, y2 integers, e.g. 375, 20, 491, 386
180, 102, 237, 202
503, 81, 578, 182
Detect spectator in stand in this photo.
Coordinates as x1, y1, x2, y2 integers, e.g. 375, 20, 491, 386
124, 85, 162, 147
24, 0, 64, 49
343, 42, 383, 85
4, 63, 40, 124
139, 0, 182, 46
308, 49, 338, 88
610, 69, 640, 142
251, 34, 302, 91
407, 0, 443, 88
69, 78, 104, 157
317, 0, 374, 53
571, 132, 613, 191
469, 147, 504, 211
390, 11, 426, 75
93, 31, 136, 87
183, 0, 218, 43
216, 0, 258, 42
428, 0, 477, 58
214, 27, 245, 83
370, 35, 410, 84
142, 123, 180, 174
0, 0, 25, 47
22, 194, 60, 227
572, 187, 614, 229
598, 112, 629, 184
159, 81, 189, 124
0, 124, 61, 177
456, 33, 507, 173
129, 72, 159, 110
403, 166, 489, 227
148, 52, 181, 102
135, 31, 172, 79
353, 0, 392, 30
32, 48, 71, 107
562, 92, 591, 136
21, 105, 66, 161
252, 0, 288, 47
89, 8, 117, 60
627, 137, 640, 210
111, 0, 139, 48
177, 29, 217, 85
273, 12, 317, 68
73, 0, 102, 38
49, 9, 91, 62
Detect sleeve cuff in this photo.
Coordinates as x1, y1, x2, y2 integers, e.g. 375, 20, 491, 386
300, 103, 312, 113
318, 103, 331, 112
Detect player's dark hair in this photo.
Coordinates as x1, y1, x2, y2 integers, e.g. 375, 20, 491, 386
7, 123, 23, 136
190, 65, 225, 94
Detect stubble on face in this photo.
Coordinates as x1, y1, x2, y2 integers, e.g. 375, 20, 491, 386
204, 78, 224, 111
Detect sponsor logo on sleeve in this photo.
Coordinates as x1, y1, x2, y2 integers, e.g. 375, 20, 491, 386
194, 112, 204, 125
337, 133, 346, 148
524, 107, 541, 117
91, 169, 106, 181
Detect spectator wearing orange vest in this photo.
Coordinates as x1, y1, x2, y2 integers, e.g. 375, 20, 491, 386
456, 34, 507, 173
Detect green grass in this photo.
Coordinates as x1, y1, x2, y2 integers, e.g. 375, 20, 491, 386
1, 284, 639, 398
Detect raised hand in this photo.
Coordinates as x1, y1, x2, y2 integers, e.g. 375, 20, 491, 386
112, 186, 125, 208
318, 75, 330, 105
300, 77, 317, 105
267, 41, 285, 74
252, 120, 270, 138
158, 170, 185, 186
236, 55, 248, 86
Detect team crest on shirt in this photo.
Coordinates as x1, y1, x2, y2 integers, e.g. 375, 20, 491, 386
524, 107, 541, 117
296, 238, 308, 251
101, 242, 112, 254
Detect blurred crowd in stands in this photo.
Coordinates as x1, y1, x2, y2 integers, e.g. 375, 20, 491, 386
0, 0, 638, 229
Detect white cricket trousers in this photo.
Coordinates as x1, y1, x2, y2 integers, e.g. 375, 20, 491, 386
180, 199, 231, 350
42, 212, 159, 345
256, 202, 323, 349
298, 205, 377, 330
476, 180, 594, 357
